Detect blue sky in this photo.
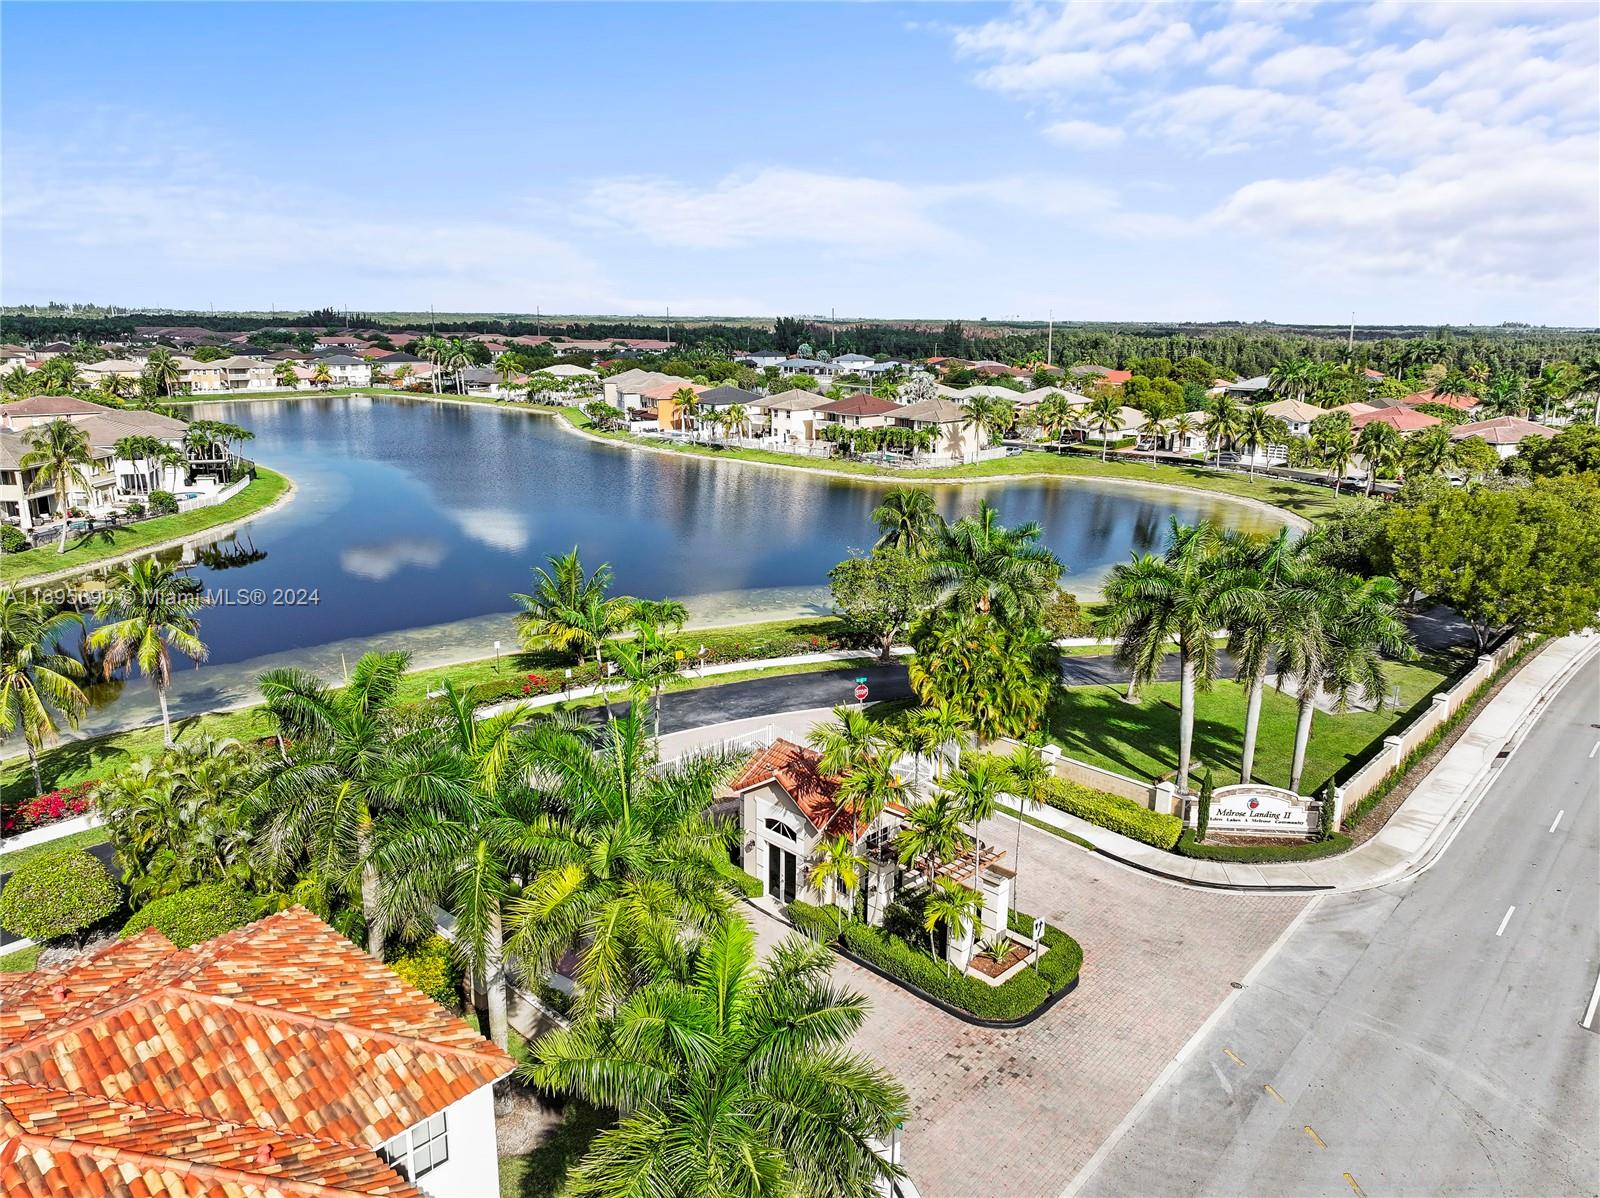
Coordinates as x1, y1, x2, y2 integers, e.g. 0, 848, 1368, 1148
3, 1, 1596, 326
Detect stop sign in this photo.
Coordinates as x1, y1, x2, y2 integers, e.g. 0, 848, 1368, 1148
854, 683, 869, 702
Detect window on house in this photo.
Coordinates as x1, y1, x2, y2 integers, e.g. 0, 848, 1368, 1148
764, 817, 798, 841
376, 1110, 449, 1181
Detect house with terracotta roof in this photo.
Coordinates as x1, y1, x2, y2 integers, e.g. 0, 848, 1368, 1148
1449, 415, 1556, 459
891, 398, 985, 464
1350, 406, 1441, 433
0, 907, 513, 1198
1400, 389, 1481, 414
1259, 398, 1325, 438
815, 394, 898, 432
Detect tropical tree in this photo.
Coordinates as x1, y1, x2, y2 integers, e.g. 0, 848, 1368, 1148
906, 698, 966, 786
962, 394, 1015, 458
1356, 420, 1404, 496
924, 499, 1060, 624
0, 594, 87, 794
274, 360, 300, 389
1035, 391, 1076, 444
253, 650, 462, 956
895, 792, 966, 889
807, 705, 887, 776
808, 834, 867, 912
513, 548, 626, 656
88, 558, 206, 745
37, 356, 84, 392
444, 337, 475, 393
1403, 425, 1457, 478
1203, 393, 1243, 466
504, 709, 739, 1016
923, 878, 983, 974
1223, 528, 1308, 784
943, 754, 1007, 891
20, 418, 94, 552
908, 612, 1055, 742
527, 920, 907, 1198
871, 487, 941, 554
724, 402, 749, 439
1236, 406, 1287, 479
1084, 392, 1124, 461
1097, 519, 1244, 792
1482, 372, 1528, 418
672, 387, 701, 434
145, 347, 182, 397
311, 361, 332, 389
1310, 414, 1355, 492
1164, 411, 1197, 454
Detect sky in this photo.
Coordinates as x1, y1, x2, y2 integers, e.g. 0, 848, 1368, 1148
3, 1, 1596, 327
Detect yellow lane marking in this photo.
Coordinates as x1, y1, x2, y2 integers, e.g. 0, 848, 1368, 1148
1304, 1126, 1327, 1149
1223, 1048, 1246, 1067
1344, 1172, 1365, 1196
1263, 1084, 1285, 1103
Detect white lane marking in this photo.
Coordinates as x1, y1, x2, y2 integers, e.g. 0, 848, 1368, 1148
1583, 969, 1600, 1030
1495, 906, 1516, 937
1589, 740, 1599, 759
1209, 1060, 1234, 1098
1549, 810, 1565, 833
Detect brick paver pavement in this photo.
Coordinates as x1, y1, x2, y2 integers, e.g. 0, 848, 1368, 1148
750, 815, 1308, 1198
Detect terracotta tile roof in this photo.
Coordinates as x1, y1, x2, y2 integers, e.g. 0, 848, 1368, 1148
1449, 415, 1556, 445
1099, 369, 1133, 385
1350, 407, 1441, 432
728, 740, 862, 838
816, 395, 898, 417
1401, 389, 1480, 411
1, 395, 108, 417
0, 907, 512, 1198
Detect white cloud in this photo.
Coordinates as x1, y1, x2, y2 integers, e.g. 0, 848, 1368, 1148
1253, 44, 1353, 86
1043, 119, 1126, 148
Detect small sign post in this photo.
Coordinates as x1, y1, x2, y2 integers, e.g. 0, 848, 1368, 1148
854, 682, 869, 705
1031, 916, 1045, 972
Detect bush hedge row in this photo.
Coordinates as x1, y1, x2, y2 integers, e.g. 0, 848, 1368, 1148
786, 900, 1083, 1022
1041, 777, 1183, 850
714, 858, 763, 899
386, 935, 463, 1009
1174, 830, 1353, 862
120, 883, 257, 947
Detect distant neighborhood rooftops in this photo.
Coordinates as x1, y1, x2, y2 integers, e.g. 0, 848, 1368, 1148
1260, 398, 1324, 424
1400, 389, 1480, 412
1449, 415, 1555, 445
816, 394, 899, 417
892, 398, 968, 425
0, 906, 512, 1198
697, 385, 762, 406
1351, 407, 1441, 432
756, 390, 834, 412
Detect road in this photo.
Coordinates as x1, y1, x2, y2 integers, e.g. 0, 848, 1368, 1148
1079, 657, 1600, 1198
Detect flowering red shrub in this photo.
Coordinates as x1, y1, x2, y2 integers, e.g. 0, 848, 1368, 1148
2, 781, 97, 834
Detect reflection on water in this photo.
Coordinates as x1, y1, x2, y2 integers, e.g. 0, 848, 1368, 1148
31, 395, 1291, 739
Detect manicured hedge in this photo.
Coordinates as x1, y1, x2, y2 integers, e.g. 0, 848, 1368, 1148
1042, 777, 1183, 850
788, 899, 846, 941
1174, 830, 1353, 862
0, 847, 122, 944
120, 883, 257, 947
714, 858, 763, 899
787, 899, 1083, 1022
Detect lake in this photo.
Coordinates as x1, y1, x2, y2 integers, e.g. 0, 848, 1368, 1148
48, 395, 1292, 736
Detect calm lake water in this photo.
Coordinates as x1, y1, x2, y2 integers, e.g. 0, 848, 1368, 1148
50, 395, 1290, 736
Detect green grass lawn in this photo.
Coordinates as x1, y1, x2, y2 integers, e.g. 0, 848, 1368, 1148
0, 944, 42, 973
0, 824, 113, 873
1046, 653, 1464, 796
1, 468, 291, 585
499, 1102, 610, 1198
560, 408, 1337, 520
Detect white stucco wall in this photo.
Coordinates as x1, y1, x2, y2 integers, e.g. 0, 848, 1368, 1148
404, 1082, 500, 1198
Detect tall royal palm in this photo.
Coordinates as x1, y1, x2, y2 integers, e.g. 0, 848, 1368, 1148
1224, 528, 1308, 784
1084, 392, 1124, 461
1098, 519, 1242, 792
1356, 420, 1404, 496
529, 921, 907, 1198
1203, 393, 1243, 466
254, 650, 467, 957
505, 708, 739, 1016
0, 594, 87, 795
1236, 407, 1286, 479
20, 418, 94, 552
88, 558, 206, 745
872, 487, 941, 554
925, 499, 1061, 624
145, 347, 182, 397
944, 754, 1007, 890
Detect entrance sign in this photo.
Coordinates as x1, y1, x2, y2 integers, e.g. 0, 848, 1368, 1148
1206, 784, 1320, 837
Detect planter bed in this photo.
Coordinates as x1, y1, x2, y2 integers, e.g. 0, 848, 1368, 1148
1174, 830, 1353, 862
786, 898, 1083, 1027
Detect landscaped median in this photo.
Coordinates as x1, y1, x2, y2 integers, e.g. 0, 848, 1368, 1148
1, 467, 291, 586
785, 898, 1083, 1026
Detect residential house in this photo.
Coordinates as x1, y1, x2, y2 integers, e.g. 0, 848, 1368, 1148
0, 345, 30, 371
832, 353, 876, 372
814, 394, 898, 433
77, 358, 146, 386
1259, 397, 1324, 439
208, 355, 277, 392
1222, 375, 1272, 399
551, 338, 621, 356
1400, 389, 1481, 415
314, 334, 370, 351
1067, 363, 1113, 380
774, 357, 838, 384
753, 390, 833, 448
1449, 415, 1556, 459
970, 360, 1032, 379
0, 906, 512, 1198
1073, 404, 1146, 443
319, 354, 375, 387
891, 398, 984, 464
541, 364, 599, 380
601, 368, 684, 416
1327, 401, 1380, 420
737, 350, 788, 370
689, 385, 763, 435
1350, 407, 1441, 433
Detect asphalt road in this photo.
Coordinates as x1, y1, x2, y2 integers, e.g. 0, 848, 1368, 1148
1079, 657, 1600, 1198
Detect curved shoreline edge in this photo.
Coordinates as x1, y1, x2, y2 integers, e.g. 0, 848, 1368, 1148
4, 469, 300, 590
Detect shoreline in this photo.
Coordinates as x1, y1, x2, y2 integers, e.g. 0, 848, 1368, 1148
4, 469, 300, 590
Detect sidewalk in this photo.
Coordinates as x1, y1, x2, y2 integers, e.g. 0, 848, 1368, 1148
1014, 633, 1599, 892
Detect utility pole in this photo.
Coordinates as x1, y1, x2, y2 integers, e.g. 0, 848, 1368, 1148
666, 305, 671, 349
1348, 312, 1355, 352
1047, 308, 1054, 367
830, 308, 836, 354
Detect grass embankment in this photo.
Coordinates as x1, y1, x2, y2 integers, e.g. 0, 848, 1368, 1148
0, 944, 42, 972
1045, 652, 1463, 798
558, 407, 1337, 521
0, 617, 853, 833
1, 468, 291, 585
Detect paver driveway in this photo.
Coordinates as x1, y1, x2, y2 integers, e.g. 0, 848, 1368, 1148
753, 815, 1307, 1198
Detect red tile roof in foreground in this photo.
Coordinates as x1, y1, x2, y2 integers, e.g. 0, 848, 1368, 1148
730, 739, 906, 839
1400, 389, 1480, 411
0, 907, 512, 1198
1350, 406, 1441, 432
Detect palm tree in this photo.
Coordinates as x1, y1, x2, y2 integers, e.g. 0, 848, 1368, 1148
528, 920, 907, 1197
273, 360, 300, 389
834, 755, 906, 837
1403, 425, 1456, 478
373, 682, 543, 1048
254, 650, 462, 957
724, 402, 748, 440
88, 558, 206, 745
1224, 528, 1307, 784
907, 612, 1054, 743
895, 792, 965, 888
145, 347, 182, 397
923, 878, 983, 974
494, 356, 519, 397
1236, 406, 1286, 479
1203, 393, 1243, 466
1482, 372, 1528, 418
808, 834, 866, 913
20, 419, 94, 552
961, 395, 1011, 461
1002, 742, 1052, 916
1036, 391, 1075, 444
1356, 420, 1404, 496
1280, 571, 1411, 793
1084, 392, 1124, 461
1097, 519, 1242, 792
944, 754, 1006, 891
871, 487, 941, 554
415, 335, 447, 393
908, 698, 966, 785
672, 386, 701, 435
513, 548, 623, 654
504, 709, 738, 1016
0, 594, 87, 795
444, 337, 475, 394
311, 361, 332, 389
807, 705, 887, 775
925, 499, 1061, 624
1164, 411, 1197, 454
1311, 417, 1356, 492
